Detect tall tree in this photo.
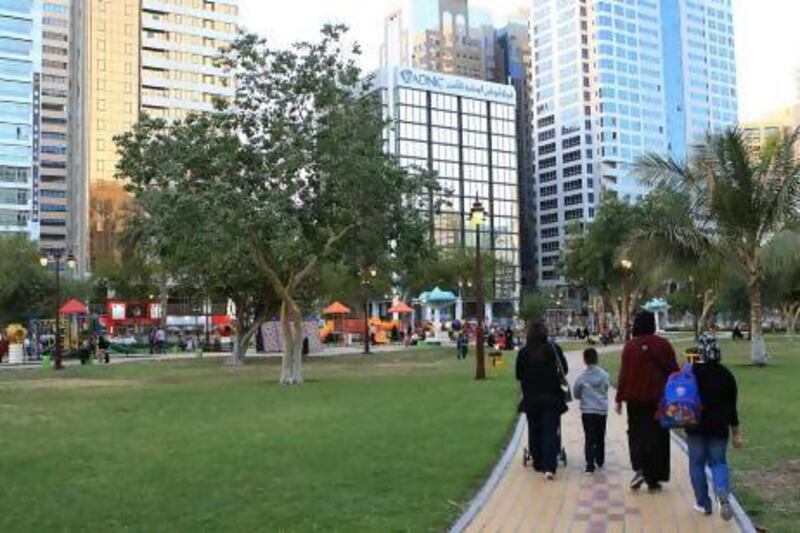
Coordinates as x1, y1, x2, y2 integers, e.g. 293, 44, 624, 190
634, 127, 800, 365
116, 26, 434, 383
562, 194, 647, 328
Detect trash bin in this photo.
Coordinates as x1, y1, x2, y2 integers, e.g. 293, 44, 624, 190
42, 355, 51, 368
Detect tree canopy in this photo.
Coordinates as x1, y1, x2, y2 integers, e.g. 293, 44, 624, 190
115, 25, 435, 382
633, 127, 800, 364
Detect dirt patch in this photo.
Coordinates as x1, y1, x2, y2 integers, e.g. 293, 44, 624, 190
743, 459, 800, 515
0, 378, 143, 390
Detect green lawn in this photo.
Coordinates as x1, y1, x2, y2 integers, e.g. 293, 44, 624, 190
0, 348, 518, 532
599, 335, 800, 533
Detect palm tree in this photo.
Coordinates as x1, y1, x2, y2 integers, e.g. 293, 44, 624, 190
633, 127, 800, 365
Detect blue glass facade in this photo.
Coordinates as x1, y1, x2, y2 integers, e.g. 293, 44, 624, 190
0, 0, 39, 237
531, 0, 738, 286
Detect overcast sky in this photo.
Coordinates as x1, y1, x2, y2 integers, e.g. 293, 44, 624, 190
240, 0, 800, 121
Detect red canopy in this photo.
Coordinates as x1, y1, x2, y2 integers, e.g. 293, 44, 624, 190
387, 301, 414, 314
59, 298, 88, 315
323, 301, 351, 315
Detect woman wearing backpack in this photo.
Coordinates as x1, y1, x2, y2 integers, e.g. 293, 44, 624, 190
687, 334, 743, 520
516, 322, 569, 480
615, 311, 679, 491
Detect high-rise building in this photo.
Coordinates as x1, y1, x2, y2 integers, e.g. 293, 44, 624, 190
372, 66, 521, 316
494, 8, 535, 293
530, 0, 738, 287
381, 0, 496, 82
39, 0, 70, 251
742, 105, 800, 156
0, 0, 40, 240
70, 0, 238, 273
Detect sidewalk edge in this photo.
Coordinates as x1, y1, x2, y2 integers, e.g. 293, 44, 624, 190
669, 431, 757, 533
449, 414, 526, 533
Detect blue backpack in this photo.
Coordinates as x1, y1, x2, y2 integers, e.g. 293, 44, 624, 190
659, 364, 702, 429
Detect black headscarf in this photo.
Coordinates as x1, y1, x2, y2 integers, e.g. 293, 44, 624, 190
632, 311, 656, 337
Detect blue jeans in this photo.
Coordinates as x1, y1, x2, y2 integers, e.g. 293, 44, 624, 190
687, 434, 730, 509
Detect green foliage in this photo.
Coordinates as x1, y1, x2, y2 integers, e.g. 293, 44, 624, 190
115, 26, 435, 380
634, 127, 800, 362
0, 236, 88, 324
518, 292, 549, 324
562, 194, 644, 292
400, 246, 496, 300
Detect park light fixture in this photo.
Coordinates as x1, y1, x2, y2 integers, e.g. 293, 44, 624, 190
469, 197, 487, 381
369, 266, 377, 278
469, 198, 485, 227
66, 253, 77, 270
620, 258, 633, 270
39, 256, 49, 267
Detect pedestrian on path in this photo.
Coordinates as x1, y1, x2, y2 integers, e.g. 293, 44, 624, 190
516, 322, 569, 480
573, 347, 609, 474
456, 331, 469, 360
687, 334, 743, 520
615, 311, 679, 491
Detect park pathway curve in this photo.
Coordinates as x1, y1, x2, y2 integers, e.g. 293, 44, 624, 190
460, 347, 749, 533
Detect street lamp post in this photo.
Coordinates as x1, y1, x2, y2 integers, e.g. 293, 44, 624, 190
620, 259, 633, 340
362, 266, 377, 355
470, 199, 486, 381
39, 251, 77, 370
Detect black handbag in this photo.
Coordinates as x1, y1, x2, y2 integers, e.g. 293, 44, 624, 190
552, 343, 573, 404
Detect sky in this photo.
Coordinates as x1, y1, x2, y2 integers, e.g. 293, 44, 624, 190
240, 0, 800, 122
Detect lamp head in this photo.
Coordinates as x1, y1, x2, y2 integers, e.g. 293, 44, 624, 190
39, 256, 49, 268
469, 198, 485, 227
620, 259, 633, 270
369, 267, 377, 278
66, 254, 77, 270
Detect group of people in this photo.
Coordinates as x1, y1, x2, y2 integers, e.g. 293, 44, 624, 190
516, 311, 742, 521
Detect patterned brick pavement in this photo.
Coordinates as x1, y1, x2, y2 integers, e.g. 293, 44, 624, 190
465, 349, 742, 533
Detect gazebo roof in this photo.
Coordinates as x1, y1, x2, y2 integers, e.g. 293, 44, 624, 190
322, 301, 351, 315
419, 287, 457, 304
59, 298, 88, 315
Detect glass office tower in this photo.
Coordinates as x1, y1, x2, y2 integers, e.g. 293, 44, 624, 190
373, 67, 521, 313
530, 0, 737, 287
0, 0, 40, 239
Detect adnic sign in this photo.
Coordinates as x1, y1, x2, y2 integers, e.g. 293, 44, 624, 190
397, 68, 516, 105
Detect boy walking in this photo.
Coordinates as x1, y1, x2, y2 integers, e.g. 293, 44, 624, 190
573, 348, 610, 474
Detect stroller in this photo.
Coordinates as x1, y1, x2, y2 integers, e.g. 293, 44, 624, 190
522, 418, 567, 468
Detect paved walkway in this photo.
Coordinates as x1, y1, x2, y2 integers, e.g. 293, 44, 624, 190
464, 348, 744, 533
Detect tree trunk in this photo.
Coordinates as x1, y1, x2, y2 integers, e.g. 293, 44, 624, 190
699, 290, 717, 332
790, 304, 800, 337
747, 277, 768, 366
280, 297, 304, 385
231, 319, 262, 366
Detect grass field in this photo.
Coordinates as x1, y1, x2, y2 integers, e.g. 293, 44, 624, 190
599, 335, 800, 533
0, 348, 518, 532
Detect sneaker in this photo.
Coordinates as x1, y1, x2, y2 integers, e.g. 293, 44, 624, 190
719, 497, 733, 521
630, 471, 646, 490
584, 466, 595, 475
694, 504, 712, 516
545, 472, 555, 481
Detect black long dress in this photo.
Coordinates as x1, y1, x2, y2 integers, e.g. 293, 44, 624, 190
516, 342, 568, 473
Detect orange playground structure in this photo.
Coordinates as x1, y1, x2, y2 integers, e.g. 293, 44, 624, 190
320, 317, 401, 345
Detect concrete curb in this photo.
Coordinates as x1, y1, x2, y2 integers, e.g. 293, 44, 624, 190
669, 432, 757, 533
449, 414, 526, 533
